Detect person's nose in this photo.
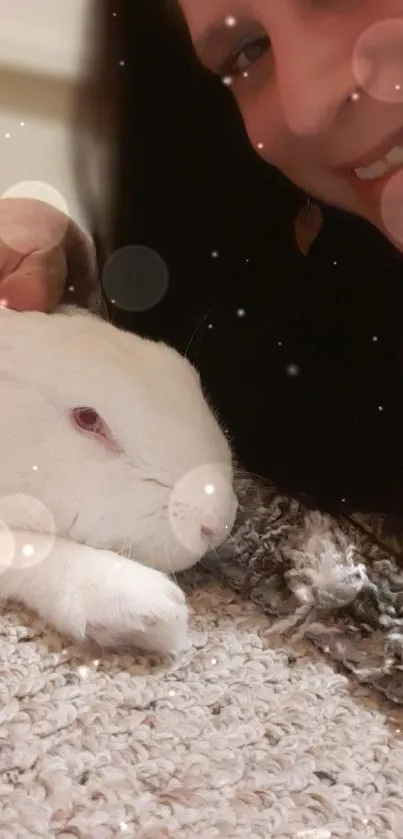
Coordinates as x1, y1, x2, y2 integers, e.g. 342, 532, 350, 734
270, 18, 356, 137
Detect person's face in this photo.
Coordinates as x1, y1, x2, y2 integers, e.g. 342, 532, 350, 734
179, 0, 403, 250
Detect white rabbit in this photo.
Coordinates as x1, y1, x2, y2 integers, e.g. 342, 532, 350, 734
0, 305, 237, 654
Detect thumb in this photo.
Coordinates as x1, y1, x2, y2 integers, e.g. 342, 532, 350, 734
0, 248, 67, 312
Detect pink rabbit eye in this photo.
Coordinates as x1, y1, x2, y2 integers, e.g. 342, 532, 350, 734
72, 407, 101, 431
71, 407, 110, 441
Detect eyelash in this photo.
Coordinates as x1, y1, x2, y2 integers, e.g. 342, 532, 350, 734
222, 35, 270, 78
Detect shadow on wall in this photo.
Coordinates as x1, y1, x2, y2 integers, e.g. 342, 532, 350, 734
0, 66, 75, 122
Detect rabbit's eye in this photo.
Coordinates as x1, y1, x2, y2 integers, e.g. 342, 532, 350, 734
71, 407, 120, 453
71, 407, 109, 440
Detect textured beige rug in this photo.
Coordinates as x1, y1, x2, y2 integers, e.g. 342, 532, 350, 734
1, 569, 403, 839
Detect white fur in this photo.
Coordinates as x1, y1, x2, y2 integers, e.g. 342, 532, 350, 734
0, 305, 237, 654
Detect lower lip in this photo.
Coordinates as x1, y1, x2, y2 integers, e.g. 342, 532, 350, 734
349, 165, 403, 212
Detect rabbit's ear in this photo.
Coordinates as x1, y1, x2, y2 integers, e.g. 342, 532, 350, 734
58, 290, 110, 322
55, 304, 95, 319
88, 286, 111, 322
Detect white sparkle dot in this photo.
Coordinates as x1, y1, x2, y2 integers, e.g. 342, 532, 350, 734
211, 658, 217, 665
119, 60, 125, 67
211, 250, 219, 258
20, 122, 25, 127
395, 84, 401, 91
278, 341, 282, 347
205, 484, 216, 495
341, 497, 346, 503
245, 257, 250, 263
372, 335, 378, 342
242, 71, 249, 78
5, 133, 10, 139
286, 363, 299, 377
22, 544, 35, 557
207, 323, 213, 329
93, 659, 100, 667
225, 15, 237, 27
237, 308, 246, 317
257, 142, 264, 150
222, 75, 233, 86
119, 822, 129, 832
112, 11, 117, 17
378, 405, 384, 411
68, 285, 74, 293
0, 299, 8, 307
361, 818, 369, 825
78, 666, 89, 678
333, 260, 338, 266
168, 689, 175, 697
32, 465, 38, 471
351, 91, 360, 102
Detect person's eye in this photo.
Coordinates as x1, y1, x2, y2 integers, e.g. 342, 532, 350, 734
221, 35, 270, 78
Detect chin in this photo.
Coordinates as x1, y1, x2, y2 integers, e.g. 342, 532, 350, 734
356, 201, 403, 252
311, 181, 403, 253
379, 225, 403, 252
295, 166, 403, 252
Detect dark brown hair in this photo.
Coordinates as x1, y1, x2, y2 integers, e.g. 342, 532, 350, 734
73, 0, 121, 263
72, 2, 403, 518
74, 0, 194, 269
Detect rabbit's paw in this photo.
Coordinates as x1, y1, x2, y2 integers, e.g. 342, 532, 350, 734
0, 536, 188, 656
82, 557, 189, 655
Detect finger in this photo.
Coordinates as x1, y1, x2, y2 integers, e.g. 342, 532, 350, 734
0, 248, 67, 312
0, 198, 69, 266
0, 272, 48, 311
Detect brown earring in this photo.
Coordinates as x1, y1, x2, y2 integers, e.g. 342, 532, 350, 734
294, 196, 324, 256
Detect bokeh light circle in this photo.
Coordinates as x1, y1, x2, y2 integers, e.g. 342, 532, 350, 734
101, 245, 169, 313
0, 518, 15, 575
352, 19, 403, 104
0, 181, 70, 254
380, 167, 403, 245
168, 463, 234, 555
0, 494, 56, 569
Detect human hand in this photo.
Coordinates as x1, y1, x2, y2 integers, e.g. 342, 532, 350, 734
0, 198, 97, 311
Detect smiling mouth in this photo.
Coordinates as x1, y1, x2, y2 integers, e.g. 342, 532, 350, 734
337, 126, 403, 182
354, 143, 403, 181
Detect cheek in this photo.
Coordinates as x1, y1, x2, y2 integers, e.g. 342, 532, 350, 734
242, 105, 362, 212
235, 88, 287, 166
234, 90, 364, 212
237, 90, 311, 188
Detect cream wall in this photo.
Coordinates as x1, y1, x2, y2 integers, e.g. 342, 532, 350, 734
0, 0, 91, 230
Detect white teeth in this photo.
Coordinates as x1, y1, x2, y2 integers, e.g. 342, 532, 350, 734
385, 145, 403, 165
355, 159, 389, 180
355, 144, 403, 180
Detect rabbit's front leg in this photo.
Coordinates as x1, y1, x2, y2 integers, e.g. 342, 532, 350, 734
0, 531, 188, 655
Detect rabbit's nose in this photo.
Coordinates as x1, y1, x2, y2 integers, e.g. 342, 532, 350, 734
168, 463, 237, 559
200, 513, 231, 549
